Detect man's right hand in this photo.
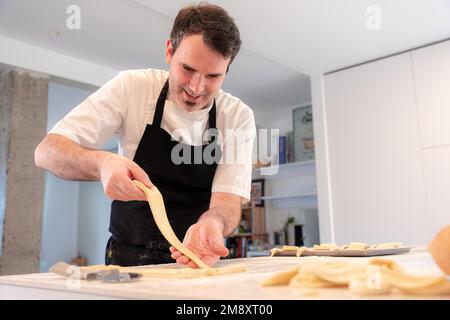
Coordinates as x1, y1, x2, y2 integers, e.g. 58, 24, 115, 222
97, 153, 153, 201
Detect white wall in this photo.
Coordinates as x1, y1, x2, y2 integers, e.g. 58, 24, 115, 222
40, 174, 79, 272
78, 182, 111, 265
40, 81, 92, 272
41, 80, 118, 269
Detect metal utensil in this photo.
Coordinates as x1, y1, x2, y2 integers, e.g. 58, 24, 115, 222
49, 261, 142, 283
85, 269, 142, 283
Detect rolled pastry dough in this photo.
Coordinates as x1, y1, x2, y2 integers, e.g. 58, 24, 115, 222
133, 180, 210, 269
132, 180, 246, 276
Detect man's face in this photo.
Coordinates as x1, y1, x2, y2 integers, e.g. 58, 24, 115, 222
166, 34, 231, 112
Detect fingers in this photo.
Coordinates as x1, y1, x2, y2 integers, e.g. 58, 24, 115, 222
100, 155, 153, 201
187, 261, 199, 269
170, 247, 189, 264
171, 249, 192, 266
201, 255, 219, 266
210, 241, 229, 256
110, 175, 147, 201
177, 256, 191, 265
200, 223, 229, 257
170, 247, 183, 260
170, 246, 201, 268
128, 161, 153, 188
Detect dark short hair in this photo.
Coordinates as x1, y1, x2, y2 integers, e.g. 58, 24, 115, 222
169, 2, 241, 66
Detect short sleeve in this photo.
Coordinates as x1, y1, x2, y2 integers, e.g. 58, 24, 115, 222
49, 71, 130, 149
212, 107, 256, 200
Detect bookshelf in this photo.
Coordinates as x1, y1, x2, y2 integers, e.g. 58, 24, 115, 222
253, 160, 317, 209
224, 204, 268, 258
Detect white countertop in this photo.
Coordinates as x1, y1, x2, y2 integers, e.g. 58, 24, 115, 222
0, 250, 449, 300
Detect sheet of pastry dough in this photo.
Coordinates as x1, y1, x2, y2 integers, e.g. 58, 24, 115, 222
261, 258, 450, 295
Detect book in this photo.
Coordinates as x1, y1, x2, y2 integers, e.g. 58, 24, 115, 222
286, 131, 295, 163
279, 136, 286, 164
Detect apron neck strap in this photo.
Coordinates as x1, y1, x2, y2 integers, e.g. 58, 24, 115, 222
152, 80, 169, 128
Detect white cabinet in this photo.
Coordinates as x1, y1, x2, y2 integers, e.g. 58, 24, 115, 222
323, 53, 429, 245
412, 41, 450, 148
319, 40, 450, 245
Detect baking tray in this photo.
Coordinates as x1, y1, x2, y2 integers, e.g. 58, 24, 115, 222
272, 246, 412, 257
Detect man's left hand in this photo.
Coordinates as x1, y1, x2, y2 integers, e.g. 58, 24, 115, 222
170, 218, 229, 268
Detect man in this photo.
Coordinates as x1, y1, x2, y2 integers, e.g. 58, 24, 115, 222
35, 3, 256, 268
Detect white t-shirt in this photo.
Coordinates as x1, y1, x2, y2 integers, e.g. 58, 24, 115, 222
50, 68, 256, 200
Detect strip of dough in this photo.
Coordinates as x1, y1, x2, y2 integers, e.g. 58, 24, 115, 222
133, 180, 210, 269
52, 262, 246, 279
119, 264, 247, 279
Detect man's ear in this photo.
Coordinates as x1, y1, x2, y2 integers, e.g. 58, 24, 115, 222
165, 39, 173, 64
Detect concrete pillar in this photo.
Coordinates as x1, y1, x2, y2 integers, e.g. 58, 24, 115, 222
0, 68, 48, 275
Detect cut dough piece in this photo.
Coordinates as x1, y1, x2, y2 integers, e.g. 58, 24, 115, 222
133, 180, 210, 270
359, 258, 450, 295
281, 245, 299, 251
349, 274, 392, 295
379, 265, 450, 295
340, 242, 369, 250
262, 258, 450, 296
269, 246, 308, 257
299, 262, 367, 285
270, 248, 282, 257
372, 242, 402, 249
313, 243, 338, 250
289, 272, 339, 288
296, 247, 308, 257
368, 258, 404, 272
260, 267, 299, 286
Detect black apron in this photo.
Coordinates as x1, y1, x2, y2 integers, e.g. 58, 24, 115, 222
106, 80, 221, 266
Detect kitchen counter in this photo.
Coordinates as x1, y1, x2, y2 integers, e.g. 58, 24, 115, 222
0, 249, 449, 300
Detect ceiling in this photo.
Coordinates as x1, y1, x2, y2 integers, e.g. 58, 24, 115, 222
0, 0, 449, 110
